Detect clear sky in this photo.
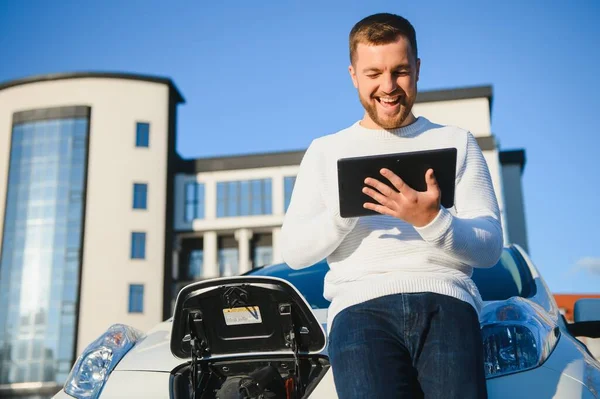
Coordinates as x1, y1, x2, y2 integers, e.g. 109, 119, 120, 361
1, 0, 599, 293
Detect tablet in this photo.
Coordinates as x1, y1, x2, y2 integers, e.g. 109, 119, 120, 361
337, 147, 457, 218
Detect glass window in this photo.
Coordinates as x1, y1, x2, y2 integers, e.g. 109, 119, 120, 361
218, 236, 238, 277
131, 232, 146, 259
184, 182, 205, 222
251, 233, 273, 268
0, 114, 89, 385
218, 248, 239, 277
133, 183, 148, 210
253, 246, 273, 268
128, 284, 144, 313
471, 248, 536, 301
187, 250, 203, 279
284, 176, 296, 212
216, 179, 272, 218
135, 122, 150, 148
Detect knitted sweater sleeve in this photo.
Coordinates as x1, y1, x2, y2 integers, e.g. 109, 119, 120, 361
280, 139, 358, 269
415, 132, 504, 267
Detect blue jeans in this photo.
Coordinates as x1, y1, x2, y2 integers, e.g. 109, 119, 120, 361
327, 292, 487, 399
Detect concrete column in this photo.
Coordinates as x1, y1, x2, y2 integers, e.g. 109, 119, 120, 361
235, 228, 253, 274
203, 231, 218, 278
271, 227, 283, 264
204, 177, 217, 220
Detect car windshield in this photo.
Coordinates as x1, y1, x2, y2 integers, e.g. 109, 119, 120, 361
247, 247, 535, 309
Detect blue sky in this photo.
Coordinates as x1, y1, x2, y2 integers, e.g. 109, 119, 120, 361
1, 0, 599, 293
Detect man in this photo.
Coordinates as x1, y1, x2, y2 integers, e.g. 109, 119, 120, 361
280, 12, 502, 399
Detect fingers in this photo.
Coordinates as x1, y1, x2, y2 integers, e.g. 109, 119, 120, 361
363, 201, 395, 216
364, 176, 396, 197
380, 168, 406, 192
362, 186, 393, 208
425, 169, 440, 194
380, 168, 417, 202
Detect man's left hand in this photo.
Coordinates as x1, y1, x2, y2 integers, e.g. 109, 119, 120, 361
362, 168, 441, 227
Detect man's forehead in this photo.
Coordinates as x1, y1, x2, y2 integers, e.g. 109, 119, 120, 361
354, 38, 415, 66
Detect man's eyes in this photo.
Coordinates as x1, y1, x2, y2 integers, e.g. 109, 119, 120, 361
365, 70, 410, 78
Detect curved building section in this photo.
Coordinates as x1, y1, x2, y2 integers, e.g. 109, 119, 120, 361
0, 73, 183, 392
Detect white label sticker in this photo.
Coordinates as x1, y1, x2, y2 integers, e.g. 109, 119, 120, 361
223, 306, 262, 326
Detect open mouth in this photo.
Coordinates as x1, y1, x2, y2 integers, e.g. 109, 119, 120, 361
376, 96, 401, 108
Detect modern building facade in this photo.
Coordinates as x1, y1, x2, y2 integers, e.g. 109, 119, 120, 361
0, 73, 183, 397
0, 72, 528, 397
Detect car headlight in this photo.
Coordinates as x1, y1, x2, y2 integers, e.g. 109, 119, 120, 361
480, 297, 560, 379
64, 324, 145, 399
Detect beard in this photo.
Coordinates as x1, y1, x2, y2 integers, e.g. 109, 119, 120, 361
358, 91, 416, 130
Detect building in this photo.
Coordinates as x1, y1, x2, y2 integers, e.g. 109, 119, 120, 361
0, 72, 183, 397
0, 72, 528, 396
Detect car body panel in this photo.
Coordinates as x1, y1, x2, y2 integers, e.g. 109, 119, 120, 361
114, 320, 182, 372
54, 371, 172, 399
487, 364, 595, 399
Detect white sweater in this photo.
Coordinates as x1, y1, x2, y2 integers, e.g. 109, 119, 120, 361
280, 117, 504, 331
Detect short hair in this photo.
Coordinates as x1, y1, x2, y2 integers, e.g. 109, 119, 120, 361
349, 13, 418, 64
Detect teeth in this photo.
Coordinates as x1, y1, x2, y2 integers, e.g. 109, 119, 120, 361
380, 97, 398, 103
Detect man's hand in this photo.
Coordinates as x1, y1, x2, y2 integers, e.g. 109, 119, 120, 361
362, 168, 441, 227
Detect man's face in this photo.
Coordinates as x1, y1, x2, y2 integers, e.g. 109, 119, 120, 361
349, 36, 420, 129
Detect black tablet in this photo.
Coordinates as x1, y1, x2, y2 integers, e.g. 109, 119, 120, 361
337, 147, 457, 218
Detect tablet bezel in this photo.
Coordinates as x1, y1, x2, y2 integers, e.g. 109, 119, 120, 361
337, 147, 457, 218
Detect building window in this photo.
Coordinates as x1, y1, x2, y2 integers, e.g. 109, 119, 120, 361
0, 109, 92, 385
188, 250, 203, 279
216, 179, 272, 218
252, 233, 273, 268
128, 284, 144, 313
135, 122, 150, 148
133, 183, 148, 209
177, 238, 204, 283
284, 176, 297, 212
218, 236, 239, 277
131, 232, 146, 259
185, 182, 205, 222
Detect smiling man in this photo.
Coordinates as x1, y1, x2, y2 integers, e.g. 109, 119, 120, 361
280, 13, 503, 399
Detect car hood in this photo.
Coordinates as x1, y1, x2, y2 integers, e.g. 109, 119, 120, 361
115, 309, 329, 372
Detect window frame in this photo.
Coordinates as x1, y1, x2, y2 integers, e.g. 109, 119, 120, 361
132, 182, 148, 210
184, 181, 205, 222
128, 284, 144, 313
216, 178, 273, 218
135, 122, 150, 148
130, 232, 147, 259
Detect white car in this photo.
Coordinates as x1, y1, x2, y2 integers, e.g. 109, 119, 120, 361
53, 244, 600, 399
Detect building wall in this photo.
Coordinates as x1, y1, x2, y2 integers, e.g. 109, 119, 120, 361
413, 97, 492, 137
0, 78, 171, 355
501, 163, 529, 253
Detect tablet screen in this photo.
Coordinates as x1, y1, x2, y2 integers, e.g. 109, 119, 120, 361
337, 147, 457, 218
